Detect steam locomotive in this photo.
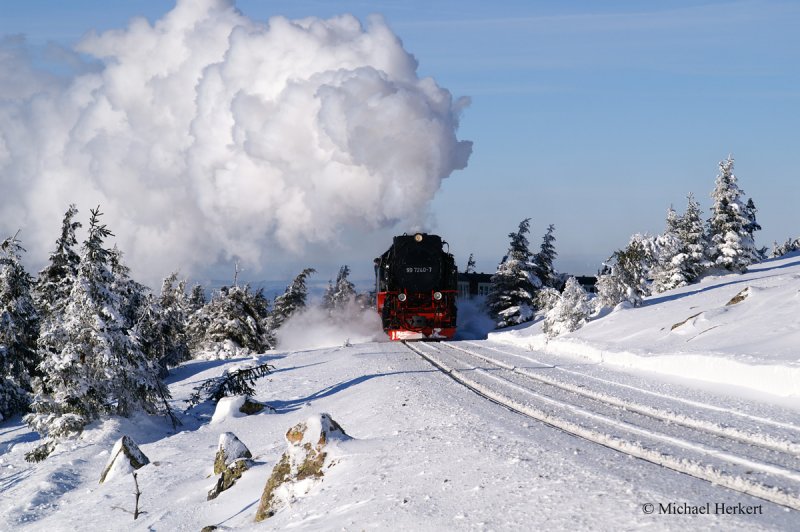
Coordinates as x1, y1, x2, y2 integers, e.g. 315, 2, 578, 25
375, 233, 458, 341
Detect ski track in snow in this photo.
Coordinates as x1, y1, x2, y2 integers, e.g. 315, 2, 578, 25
405, 341, 800, 511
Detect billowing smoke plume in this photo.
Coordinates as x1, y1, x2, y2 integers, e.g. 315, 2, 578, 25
0, 0, 471, 283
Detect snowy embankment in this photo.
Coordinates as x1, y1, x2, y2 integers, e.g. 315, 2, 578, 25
491, 253, 800, 398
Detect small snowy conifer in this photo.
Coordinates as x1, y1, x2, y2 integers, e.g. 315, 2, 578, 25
34, 205, 82, 370
487, 219, 542, 327
188, 284, 206, 312
34, 205, 81, 321
743, 198, 766, 262
596, 235, 653, 308
707, 156, 755, 272
678, 193, 711, 282
193, 285, 272, 359
135, 273, 192, 375
109, 245, 148, 325
331, 266, 356, 310
772, 237, 800, 258
533, 224, 558, 288
464, 254, 476, 274
652, 207, 690, 293
266, 268, 316, 344
543, 277, 591, 338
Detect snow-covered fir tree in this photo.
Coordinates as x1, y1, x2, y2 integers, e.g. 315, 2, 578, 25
191, 284, 271, 359
25, 208, 166, 448
109, 245, 148, 326
184, 284, 209, 353
487, 219, 542, 328
677, 193, 711, 282
135, 272, 191, 375
266, 268, 316, 344
188, 284, 206, 312
651, 237, 684, 294
533, 224, 558, 288
0, 234, 40, 420
743, 198, 766, 262
707, 156, 756, 272
34, 205, 82, 369
322, 280, 335, 311
651, 207, 690, 293
596, 234, 654, 308
330, 265, 356, 310
543, 277, 591, 338
464, 254, 476, 274
34, 205, 81, 322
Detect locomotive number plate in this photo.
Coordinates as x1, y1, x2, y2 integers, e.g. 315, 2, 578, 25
406, 267, 433, 273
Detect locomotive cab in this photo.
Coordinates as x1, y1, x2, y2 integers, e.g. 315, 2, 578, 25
376, 233, 458, 341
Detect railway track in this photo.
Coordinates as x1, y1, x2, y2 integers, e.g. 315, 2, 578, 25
403, 340, 800, 511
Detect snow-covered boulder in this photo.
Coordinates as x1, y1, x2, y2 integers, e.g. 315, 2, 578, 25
207, 432, 254, 500
99, 435, 150, 484
210, 396, 272, 424
213, 432, 253, 475
254, 413, 350, 521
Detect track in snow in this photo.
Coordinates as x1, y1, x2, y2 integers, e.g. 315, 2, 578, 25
403, 340, 800, 511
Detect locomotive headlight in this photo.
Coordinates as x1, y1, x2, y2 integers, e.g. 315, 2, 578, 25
398, 293, 407, 302
414, 233, 423, 242
433, 291, 443, 301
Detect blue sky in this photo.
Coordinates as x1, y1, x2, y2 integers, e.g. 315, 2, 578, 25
2, 0, 798, 279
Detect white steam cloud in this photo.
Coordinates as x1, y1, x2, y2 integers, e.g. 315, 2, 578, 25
0, 0, 471, 283
277, 303, 386, 351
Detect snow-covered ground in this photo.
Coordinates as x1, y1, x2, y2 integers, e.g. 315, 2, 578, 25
493, 252, 800, 399
1, 255, 799, 531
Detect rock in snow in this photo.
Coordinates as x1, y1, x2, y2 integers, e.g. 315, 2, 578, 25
98, 435, 150, 484
213, 432, 253, 475
255, 413, 350, 521
210, 396, 272, 424
207, 432, 254, 500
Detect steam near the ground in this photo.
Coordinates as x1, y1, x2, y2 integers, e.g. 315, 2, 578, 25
277, 296, 496, 350
277, 303, 387, 350
0, 0, 472, 283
